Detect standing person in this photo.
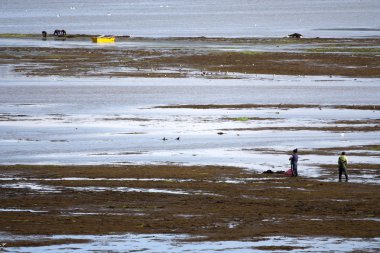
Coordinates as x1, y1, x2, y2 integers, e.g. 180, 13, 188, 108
338, 152, 348, 182
289, 149, 298, 177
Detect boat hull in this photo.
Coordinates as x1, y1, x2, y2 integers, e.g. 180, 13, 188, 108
91, 37, 115, 43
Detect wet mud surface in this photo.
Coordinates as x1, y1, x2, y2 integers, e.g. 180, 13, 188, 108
0, 165, 379, 247
1, 35, 379, 251
1, 37, 380, 78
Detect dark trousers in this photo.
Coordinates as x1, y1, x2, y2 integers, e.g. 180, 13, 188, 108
339, 167, 348, 182
291, 163, 298, 177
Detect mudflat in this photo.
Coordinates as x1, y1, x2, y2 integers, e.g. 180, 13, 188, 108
0, 165, 379, 247
1, 35, 380, 250
0, 36, 379, 78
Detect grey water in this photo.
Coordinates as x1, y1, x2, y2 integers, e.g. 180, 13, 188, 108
1, 233, 379, 253
1, 0, 379, 37
0, 76, 379, 181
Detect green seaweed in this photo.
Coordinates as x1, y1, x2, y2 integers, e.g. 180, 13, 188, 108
0, 33, 34, 38
229, 117, 250, 121
47, 55, 65, 59
368, 146, 380, 151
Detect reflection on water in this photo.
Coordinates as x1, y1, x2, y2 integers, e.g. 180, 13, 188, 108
0, 76, 379, 182
1, 233, 379, 253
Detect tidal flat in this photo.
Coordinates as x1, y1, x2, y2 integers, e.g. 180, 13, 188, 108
0, 36, 380, 78
0, 165, 379, 252
0, 35, 379, 252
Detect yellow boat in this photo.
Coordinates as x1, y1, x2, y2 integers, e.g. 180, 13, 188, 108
91, 35, 115, 43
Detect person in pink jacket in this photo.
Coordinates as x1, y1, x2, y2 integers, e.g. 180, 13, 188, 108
289, 149, 298, 177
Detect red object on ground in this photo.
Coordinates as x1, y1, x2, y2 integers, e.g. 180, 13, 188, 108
284, 168, 293, 177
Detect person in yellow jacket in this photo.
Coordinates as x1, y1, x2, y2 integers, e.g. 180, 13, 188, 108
338, 152, 348, 182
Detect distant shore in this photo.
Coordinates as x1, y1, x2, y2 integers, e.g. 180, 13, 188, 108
1, 34, 380, 78
1, 32, 380, 43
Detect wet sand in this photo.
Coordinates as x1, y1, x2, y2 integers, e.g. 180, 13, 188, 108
0, 164, 379, 248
